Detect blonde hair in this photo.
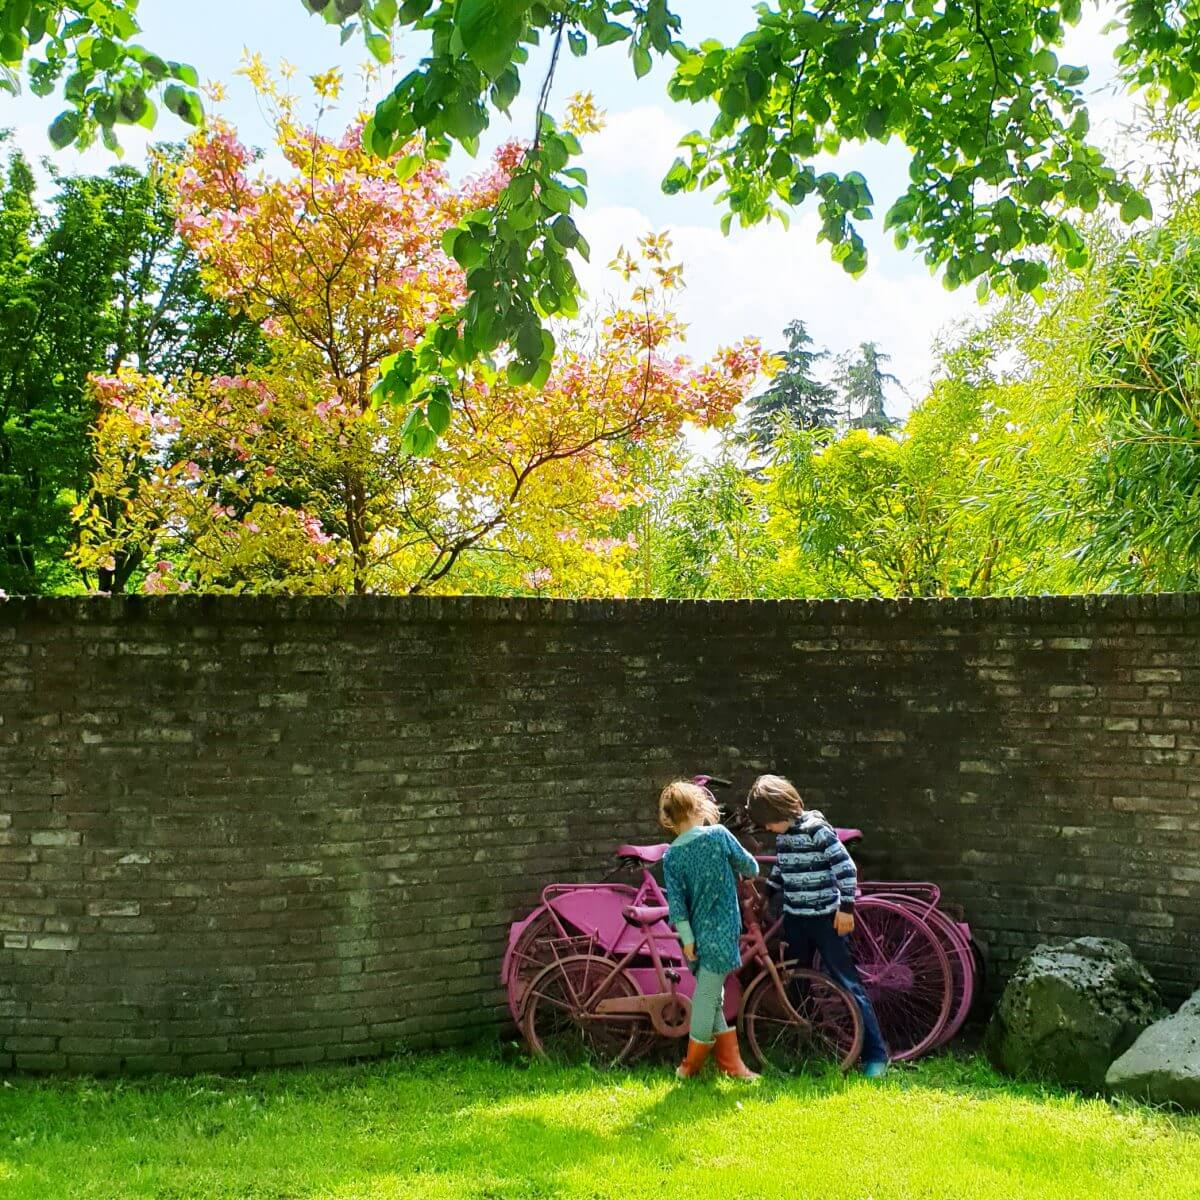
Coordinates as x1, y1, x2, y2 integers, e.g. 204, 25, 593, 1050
746, 774, 804, 826
658, 780, 720, 834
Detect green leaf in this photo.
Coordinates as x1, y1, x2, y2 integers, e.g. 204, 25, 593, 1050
883, 196, 914, 231
452, 229, 486, 270
507, 356, 538, 385
1014, 260, 1048, 292
1032, 49, 1058, 76
443, 98, 486, 141
116, 86, 149, 124
633, 45, 652, 78
1119, 193, 1152, 223
372, 0, 399, 26
568, 31, 587, 56
91, 38, 119, 71
507, 172, 535, 204
593, 21, 629, 47
365, 32, 392, 63
662, 156, 691, 195
407, 420, 438, 456
370, 120, 393, 158
48, 110, 80, 150
163, 85, 204, 127
550, 214, 580, 248
394, 153, 422, 183
455, 0, 529, 79
426, 390, 452, 435
768, 148, 791, 179
491, 66, 519, 110
515, 318, 542, 361
863, 107, 888, 139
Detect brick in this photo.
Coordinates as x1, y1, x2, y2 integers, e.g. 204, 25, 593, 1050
87, 900, 140, 918
30, 831, 81, 848
29, 935, 79, 952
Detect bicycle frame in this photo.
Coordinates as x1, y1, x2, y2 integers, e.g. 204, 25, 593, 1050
562, 876, 807, 1039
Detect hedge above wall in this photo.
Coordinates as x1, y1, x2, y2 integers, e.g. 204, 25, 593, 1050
2, 594, 1198, 1073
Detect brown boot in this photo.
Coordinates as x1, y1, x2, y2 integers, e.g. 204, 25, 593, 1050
675, 1038, 714, 1079
713, 1030, 759, 1081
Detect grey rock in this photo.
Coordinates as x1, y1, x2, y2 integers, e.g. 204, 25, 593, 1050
1106, 986, 1200, 1110
986, 937, 1165, 1091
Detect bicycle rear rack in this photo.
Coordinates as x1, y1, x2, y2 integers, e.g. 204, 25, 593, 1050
545, 933, 600, 965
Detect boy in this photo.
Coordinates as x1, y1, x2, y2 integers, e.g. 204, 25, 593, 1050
745, 773, 889, 1077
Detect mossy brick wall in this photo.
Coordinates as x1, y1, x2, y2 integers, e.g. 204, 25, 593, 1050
1, 594, 1199, 1074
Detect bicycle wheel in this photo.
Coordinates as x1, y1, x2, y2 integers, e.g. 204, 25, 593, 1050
504, 908, 560, 1024
740, 965, 863, 1075
869, 895, 977, 1048
848, 897, 952, 1061
521, 954, 647, 1067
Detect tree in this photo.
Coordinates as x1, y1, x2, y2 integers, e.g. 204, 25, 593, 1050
100, 155, 266, 378
10, 3, 1189, 441
646, 451, 774, 598
0, 2, 203, 151
1067, 196, 1200, 590
838, 342, 900, 434
74, 98, 767, 596
0, 141, 265, 596
739, 319, 836, 452
764, 343, 1080, 600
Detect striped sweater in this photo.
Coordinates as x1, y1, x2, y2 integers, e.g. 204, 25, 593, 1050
766, 810, 857, 916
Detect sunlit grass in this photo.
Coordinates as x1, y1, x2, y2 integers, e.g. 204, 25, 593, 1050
1, 1051, 1197, 1199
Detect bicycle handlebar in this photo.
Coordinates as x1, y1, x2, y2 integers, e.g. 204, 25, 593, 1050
692, 774, 732, 790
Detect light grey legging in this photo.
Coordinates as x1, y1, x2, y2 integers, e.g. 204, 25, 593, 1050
690, 967, 732, 1043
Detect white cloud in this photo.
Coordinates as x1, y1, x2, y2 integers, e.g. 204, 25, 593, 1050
576, 203, 973, 413
581, 105, 690, 185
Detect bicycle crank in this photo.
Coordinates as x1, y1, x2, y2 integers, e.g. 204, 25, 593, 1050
595, 993, 693, 1038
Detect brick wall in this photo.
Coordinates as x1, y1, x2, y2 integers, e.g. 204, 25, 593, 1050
1, 594, 1198, 1073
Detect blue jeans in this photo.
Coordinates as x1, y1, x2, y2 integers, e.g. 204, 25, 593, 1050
782, 912, 889, 1064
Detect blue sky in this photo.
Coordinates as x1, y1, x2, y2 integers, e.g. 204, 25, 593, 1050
3, 1, 1136, 414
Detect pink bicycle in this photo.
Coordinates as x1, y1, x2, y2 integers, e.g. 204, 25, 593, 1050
520, 874, 864, 1072
504, 775, 978, 1064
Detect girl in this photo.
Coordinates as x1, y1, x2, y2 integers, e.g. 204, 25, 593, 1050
659, 779, 760, 1080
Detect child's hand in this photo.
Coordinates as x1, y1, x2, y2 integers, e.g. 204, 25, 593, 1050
834, 911, 855, 937
682, 943, 697, 961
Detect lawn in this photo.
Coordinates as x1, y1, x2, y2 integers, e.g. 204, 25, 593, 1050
2, 1051, 1198, 1200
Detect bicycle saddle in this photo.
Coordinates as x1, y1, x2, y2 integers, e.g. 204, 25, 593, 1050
837, 828, 863, 844
622, 904, 671, 926
616, 843, 669, 864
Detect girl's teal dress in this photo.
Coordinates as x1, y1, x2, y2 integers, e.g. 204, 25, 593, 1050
662, 824, 759, 974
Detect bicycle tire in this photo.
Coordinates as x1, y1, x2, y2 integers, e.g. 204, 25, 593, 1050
740, 964, 863, 1074
846, 896, 953, 1061
866, 893, 977, 1048
504, 907, 561, 1024
521, 954, 647, 1067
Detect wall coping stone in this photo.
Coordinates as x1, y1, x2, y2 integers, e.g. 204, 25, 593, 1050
4, 592, 1200, 627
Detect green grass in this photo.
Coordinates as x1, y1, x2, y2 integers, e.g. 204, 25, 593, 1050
2, 1051, 1198, 1199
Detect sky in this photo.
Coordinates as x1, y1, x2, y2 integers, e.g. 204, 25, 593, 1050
2, 0, 1140, 418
